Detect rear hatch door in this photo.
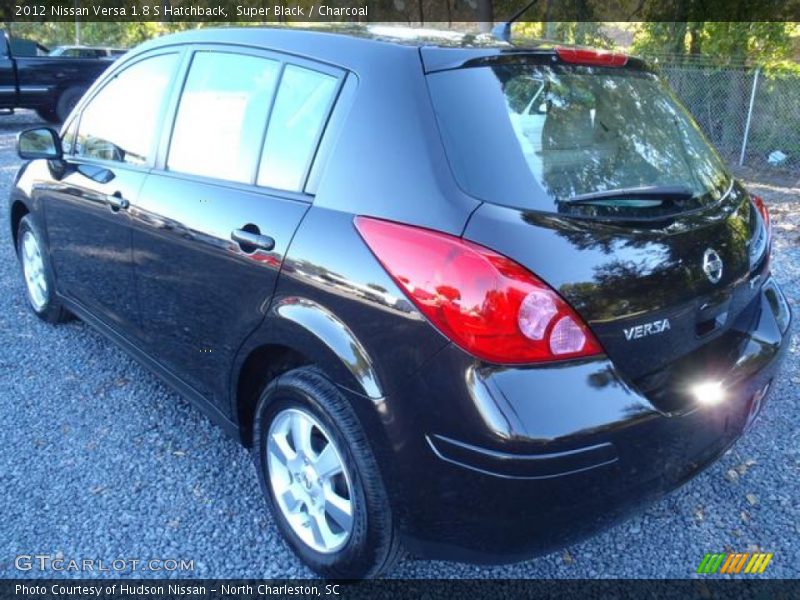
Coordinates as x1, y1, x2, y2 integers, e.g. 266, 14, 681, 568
463, 183, 767, 384
427, 53, 770, 407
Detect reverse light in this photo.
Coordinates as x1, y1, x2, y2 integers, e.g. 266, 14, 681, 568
555, 46, 628, 67
692, 381, 726, 406
354, 217, 603, 364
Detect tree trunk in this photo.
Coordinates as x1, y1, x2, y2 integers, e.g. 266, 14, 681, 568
671, 21, 688, 62
574, 22, 589, 45
688, 22, 703, 56
544, 0, 557, 39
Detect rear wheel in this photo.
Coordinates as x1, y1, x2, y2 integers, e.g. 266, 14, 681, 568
252, 367, 401, 578
268, 408, 354, 554
16, 215, 70, 323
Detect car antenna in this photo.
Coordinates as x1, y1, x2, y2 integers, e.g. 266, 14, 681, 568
491, 0, 542, 44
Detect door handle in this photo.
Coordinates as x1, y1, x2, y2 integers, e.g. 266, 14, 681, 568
231, 228, 275, 252
106, 192, 129, 211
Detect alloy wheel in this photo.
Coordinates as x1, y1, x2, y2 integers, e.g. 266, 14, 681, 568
267, 408, 354, 554
20, 230, 48, 311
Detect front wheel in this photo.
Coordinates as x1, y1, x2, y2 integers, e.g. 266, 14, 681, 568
16, 215, 70, 323
252, 367, 401, 578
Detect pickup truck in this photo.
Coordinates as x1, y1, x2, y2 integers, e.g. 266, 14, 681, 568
0, 30, 112, 123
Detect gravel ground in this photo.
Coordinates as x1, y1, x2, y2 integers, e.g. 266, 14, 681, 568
0, 111, 798, 580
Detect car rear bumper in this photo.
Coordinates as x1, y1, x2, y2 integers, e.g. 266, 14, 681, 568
368, 277, 791, 563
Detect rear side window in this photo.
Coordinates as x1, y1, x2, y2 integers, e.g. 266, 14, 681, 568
257, 65, 338, 192
168, 51, 280, 184
428, 63, 730, 213
75, 53, 177, 166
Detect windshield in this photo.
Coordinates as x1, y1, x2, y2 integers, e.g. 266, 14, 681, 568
428, 63, 730, 214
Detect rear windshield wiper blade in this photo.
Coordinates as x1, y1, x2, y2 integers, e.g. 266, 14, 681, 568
560, 185, 695, 206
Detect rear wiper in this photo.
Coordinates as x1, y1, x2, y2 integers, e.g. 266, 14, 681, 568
560, 185, 695, 206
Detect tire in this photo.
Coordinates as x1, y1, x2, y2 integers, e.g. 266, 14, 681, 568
55, 86, 85, 123
252, 366, 402, 579
35, 108, 60, 124
16, 215, 70, 323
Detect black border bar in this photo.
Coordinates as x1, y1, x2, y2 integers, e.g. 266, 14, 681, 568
2, 0, 800, 23
2, 579, 800, 600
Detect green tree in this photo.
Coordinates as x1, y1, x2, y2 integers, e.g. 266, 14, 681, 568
632, 22, 798, 68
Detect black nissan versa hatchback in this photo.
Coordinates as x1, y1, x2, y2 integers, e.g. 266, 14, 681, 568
9, 26, 792, 578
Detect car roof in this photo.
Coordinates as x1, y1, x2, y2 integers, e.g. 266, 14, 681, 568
144, 24, 515, 49
132, 25, 648, 74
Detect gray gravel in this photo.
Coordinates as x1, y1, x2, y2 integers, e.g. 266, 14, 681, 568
0, 111, 798, 579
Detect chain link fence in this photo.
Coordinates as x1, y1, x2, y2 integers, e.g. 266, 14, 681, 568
660, 65, 800, 176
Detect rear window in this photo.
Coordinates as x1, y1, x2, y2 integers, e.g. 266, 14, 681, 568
428, 63, 731, 215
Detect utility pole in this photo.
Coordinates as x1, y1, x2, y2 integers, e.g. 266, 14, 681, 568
74, 0, 81, 44
739, 67, 760, 167
477, 0, 493, 33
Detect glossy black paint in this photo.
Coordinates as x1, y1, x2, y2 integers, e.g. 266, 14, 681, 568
42, 160, 145, 331
8, 26, 792, 565
131, 172, 309, 404
384, 283, 788, 562
0, 30, 110, 114
463, 181, 769, 398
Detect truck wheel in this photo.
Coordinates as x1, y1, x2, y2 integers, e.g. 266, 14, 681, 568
36, 108, 60, 124
55, 86, 85, 123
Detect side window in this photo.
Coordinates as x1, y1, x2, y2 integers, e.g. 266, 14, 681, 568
257, 65, 338, 192
167, 52, 280, 184
75, 53, 177, 166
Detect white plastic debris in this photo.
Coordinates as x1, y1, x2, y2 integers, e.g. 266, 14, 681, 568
768, 150, 788, 165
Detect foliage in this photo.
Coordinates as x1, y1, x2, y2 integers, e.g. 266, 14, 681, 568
631, 22, 799, 69
5, 22, 210, 49
4, 17, 797, 75
514, 21, 614, 48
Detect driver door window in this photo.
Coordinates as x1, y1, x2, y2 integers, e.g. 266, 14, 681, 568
75, 53, 177, 166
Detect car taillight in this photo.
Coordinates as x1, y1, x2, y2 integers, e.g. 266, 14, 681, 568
751, 194, 771, 238
555, 46, 628, 67
354, 217, 603, 364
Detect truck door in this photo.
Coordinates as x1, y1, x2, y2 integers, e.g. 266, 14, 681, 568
0, 31, 18, 108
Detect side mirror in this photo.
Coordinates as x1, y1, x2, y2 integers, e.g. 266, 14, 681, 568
17, 127, 63, 160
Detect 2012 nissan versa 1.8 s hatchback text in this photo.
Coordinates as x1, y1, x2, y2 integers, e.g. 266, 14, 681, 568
10, 27, 791, 578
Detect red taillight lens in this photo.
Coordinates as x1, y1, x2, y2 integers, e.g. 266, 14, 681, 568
751, 194, 771, 237
555, 46, 628, 67
354, 217, 603, 364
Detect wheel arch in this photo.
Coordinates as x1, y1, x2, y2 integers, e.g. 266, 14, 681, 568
10, 198, 31, 251
231, 296, 385, 446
